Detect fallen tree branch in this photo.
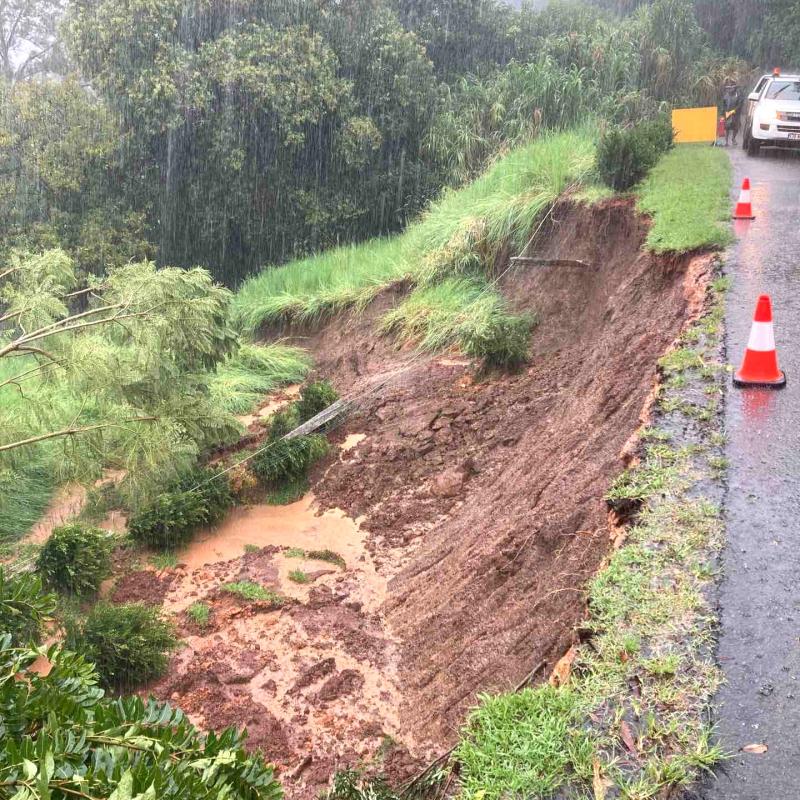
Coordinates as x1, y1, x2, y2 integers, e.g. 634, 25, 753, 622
0, 417, 158, 453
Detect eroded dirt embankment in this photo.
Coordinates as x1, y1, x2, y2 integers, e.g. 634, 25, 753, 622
305, 200, 710, 743
132, 200, 711, 798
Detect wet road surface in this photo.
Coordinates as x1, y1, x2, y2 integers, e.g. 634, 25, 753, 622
698, 145, 800, 799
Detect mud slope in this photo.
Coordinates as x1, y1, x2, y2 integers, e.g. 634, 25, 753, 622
307, 200, 710, 747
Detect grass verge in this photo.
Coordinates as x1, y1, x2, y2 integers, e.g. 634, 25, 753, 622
638, 145, 732, 253
445, 268, 730, 799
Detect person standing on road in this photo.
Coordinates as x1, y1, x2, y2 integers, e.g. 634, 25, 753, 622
723, 81, 742, 146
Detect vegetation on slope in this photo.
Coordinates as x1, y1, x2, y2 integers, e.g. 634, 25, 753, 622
234, 130, 597, 366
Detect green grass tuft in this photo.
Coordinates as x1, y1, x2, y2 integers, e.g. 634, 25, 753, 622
638, 145, 732, 253
150, 552, 178, 570
232, 130, 599, 337
221, 581, 284, 605
288, 569, 311, 584
208, 343, 312, 415
186, 601, 210, 628
380, 279, 534, 369
456, 686, 594, 799
307, 549, 346, 569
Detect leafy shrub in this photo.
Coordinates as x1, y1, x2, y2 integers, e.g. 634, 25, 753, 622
268, 405, 301, 440
0, 569, 56, 645
296, 380, 339, 424
597, 115, 674, 192
0, 637, 281, 800
221, 581, 284, 605
36, 523, 112, 597
288, 569, 310, 584
251, 434, 329, 485
128, 468, 234, 550
66, 602, 178, 690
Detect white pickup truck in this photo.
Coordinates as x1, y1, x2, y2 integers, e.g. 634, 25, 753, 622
743, 72, 800, 156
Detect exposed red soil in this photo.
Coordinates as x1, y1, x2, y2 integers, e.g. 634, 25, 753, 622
131, 200, 711, 798
305, 200, 713, 747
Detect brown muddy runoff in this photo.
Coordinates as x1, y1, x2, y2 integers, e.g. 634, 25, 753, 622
110, 201, 712, 797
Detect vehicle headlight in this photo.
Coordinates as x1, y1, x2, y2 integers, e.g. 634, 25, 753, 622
776, 111, 787, 121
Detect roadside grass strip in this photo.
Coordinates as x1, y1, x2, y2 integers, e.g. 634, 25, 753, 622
454, 271, 729, 799
638, 145, 732, 254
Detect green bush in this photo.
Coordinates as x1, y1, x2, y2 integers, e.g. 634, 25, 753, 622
66, 602, 178, 690
597, 115, 674, 192
0, 569, 56, 646
36, 523, 112, 597
296, 380, 339, 424
251, 434, 329, 485
128, 468, 234, 550
268, 405, 300, 440
0, 637, 281, 800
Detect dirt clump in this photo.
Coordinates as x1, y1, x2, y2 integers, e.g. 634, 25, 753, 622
111, 569, 177, 605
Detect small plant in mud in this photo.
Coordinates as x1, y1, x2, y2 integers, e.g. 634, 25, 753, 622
267, 477, 309, 506
186, 601, 211, 628
296, 380, 339, 424
308, 549, 346, 569
221, 581, 284, 605
285, 547, 306, 559
66, 602, 178, 691
288, 569, 310, 584
243, 543, 261, 554
151, 551, 179, 570
251, 434, 329, 486
0, 569, 56, 646
128, 468, 234, 550
327, 769, 403, 800
36, 523, 113, 597
461, 312, 534, 371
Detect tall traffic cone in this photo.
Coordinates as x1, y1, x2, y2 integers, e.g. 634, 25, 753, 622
733, 177, 755, 220
734, 294, 786, 388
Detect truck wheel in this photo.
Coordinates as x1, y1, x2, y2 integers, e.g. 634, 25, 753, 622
747, 137, 761, 156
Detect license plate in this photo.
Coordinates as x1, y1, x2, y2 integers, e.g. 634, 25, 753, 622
789, 133, 800, 140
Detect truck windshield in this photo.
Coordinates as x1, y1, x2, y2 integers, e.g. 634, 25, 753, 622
766, 80, 800, 101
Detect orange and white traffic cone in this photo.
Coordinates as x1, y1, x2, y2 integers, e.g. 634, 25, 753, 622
733, 177, 755, 220
734, 294, 786, 388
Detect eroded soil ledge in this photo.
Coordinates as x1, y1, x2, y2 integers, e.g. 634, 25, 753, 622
138, 200, 711, 798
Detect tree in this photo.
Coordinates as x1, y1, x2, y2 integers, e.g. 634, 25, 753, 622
0, 76, 154, 276
0, 250, 241, 509
0, 0, 66, 83
0, 635, 284, 800
64, 0, 442, 285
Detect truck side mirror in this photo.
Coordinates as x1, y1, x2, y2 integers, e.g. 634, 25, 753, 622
748, 92, 760, 101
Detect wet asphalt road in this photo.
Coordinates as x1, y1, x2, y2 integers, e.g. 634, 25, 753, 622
698, 145, 800, 799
